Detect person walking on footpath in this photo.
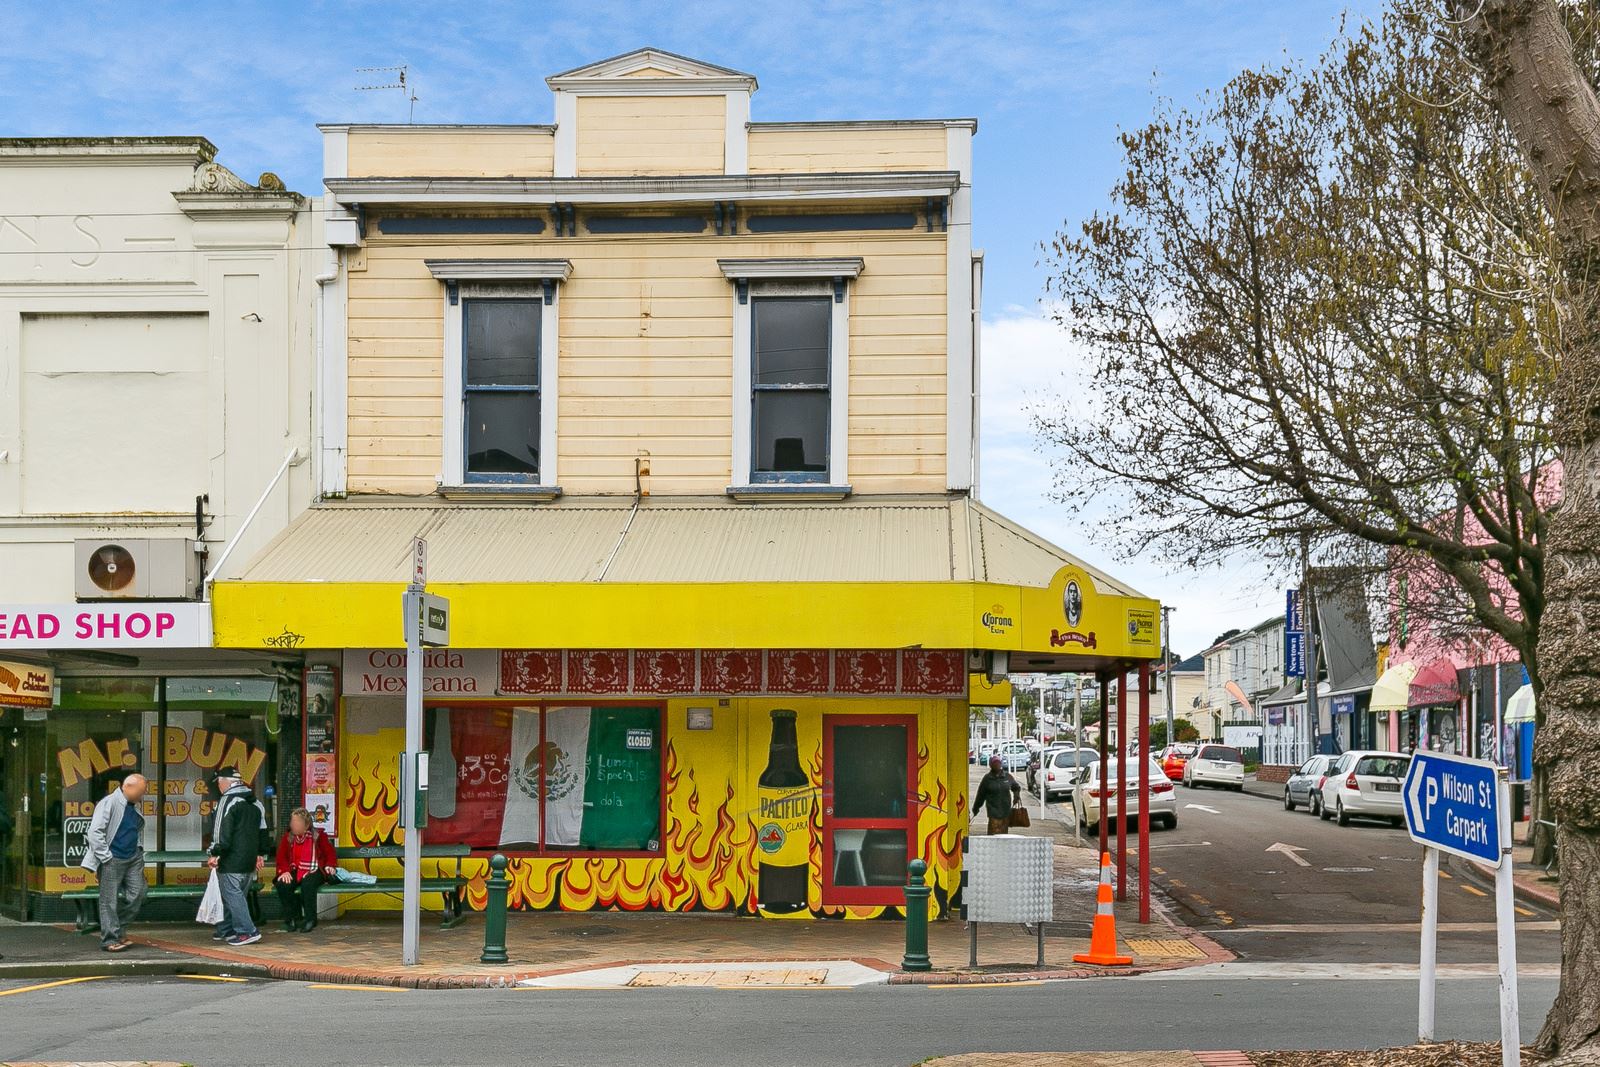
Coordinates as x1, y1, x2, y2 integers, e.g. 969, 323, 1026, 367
80, 773, 149, 952
206, 767, 269, 946
972, 754, 1023, 836
274, 807, 336, 933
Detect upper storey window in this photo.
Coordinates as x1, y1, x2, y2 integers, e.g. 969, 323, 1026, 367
751, 294, 831, 481
464, 297, 542, 482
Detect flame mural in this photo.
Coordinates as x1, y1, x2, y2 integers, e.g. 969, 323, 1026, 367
335, 697, 964, 918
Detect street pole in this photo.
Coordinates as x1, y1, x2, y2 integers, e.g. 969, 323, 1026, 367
1162, 605, 1175, 751
1038, 680, 1047, 825
1300, 533, 1322, 758
1073, 674, 1083, 848
401, 537, 426, 967
1419, 845, 1438, 1042
1115, 673, 1127, 901
1495, 771, 1522, 1067
1137, 662, 1151, 925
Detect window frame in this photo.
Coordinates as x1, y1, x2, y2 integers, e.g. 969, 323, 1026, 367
431, 259, 569, 492
747, 288, 835, 484
422, 699, 666, 859
721, 257, 861, 494
459, 293, 545, 485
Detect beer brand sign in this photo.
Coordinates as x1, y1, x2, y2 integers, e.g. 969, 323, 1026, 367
0, 658, 53, 708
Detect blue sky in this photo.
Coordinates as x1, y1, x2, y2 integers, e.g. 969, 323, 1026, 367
0, 0, 1382, 654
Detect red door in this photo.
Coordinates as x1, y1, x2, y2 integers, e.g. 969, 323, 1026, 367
821, 715, 918, 907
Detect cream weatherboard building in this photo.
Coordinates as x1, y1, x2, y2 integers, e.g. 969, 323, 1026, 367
211, 49, 1164, 921
0, 138, 316, 919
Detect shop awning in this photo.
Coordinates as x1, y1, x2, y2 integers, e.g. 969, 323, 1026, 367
1260, 682, 1305, 708
212, 496, 1163, 666
1505, 683, 1537, 724
1315, 584, 1377, 695
1369, 661, 1418, 712
1408, 658, 1460, 707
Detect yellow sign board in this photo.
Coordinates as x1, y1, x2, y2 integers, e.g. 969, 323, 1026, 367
0, 658, 53, 708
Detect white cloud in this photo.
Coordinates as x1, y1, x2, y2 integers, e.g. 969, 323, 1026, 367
978, 311, 1283, 655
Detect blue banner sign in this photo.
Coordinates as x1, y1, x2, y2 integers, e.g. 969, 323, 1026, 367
1403, 750, 1503, 865
1285, 588, 1303, 635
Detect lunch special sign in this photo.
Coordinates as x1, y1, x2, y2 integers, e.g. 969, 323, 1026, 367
0, 603, 212, 649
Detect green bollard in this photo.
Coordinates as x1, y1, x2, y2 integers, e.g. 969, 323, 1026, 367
480, 853, 509, 964
901, 858, 932, 972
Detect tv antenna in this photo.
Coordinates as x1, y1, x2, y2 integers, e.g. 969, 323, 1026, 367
356, 65, 418, 123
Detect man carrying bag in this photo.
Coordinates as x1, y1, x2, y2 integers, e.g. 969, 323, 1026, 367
972, 755, 1024, 835
205, 767, 269, 946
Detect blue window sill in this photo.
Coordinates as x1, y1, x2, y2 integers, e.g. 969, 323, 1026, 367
439, 484, 562, 502
726, 483, 852, 502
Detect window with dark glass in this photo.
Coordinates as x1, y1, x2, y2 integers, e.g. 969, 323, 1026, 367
464, 298, 540, 482
751, 296, 830, 481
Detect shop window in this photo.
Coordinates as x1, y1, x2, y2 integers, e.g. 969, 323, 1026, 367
425, 704, 662, 855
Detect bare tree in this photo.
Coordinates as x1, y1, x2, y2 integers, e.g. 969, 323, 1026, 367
1037, 4, 1559, 711
1449, 1, 1600, 1058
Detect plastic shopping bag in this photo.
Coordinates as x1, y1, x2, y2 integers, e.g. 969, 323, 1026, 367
196, 870, 225, 925
334, 867, 378, 886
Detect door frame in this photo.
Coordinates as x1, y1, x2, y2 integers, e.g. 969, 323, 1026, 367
820, 713, 919, 907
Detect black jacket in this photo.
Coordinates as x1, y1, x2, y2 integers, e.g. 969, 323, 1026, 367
209, 788, 270, 874
973, 769, 1021, 819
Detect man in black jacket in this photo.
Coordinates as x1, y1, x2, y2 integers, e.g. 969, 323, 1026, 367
206, 767, 269, 946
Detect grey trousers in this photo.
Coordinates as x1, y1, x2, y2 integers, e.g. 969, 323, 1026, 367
97, 852, 147, 945
216, 871, 258, 938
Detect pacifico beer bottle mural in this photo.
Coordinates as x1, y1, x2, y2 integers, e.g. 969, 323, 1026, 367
756, 709, 810, 916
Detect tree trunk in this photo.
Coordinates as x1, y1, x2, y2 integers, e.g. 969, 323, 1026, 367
1457, 1, 1600, 1060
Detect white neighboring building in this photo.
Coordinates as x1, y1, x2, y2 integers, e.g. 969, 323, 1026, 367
0, 138, 316, 919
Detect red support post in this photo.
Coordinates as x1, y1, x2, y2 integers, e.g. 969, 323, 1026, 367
1138, 661, 1151, 925
1098, 677, 1109, 858
1116, 671, 1127, 901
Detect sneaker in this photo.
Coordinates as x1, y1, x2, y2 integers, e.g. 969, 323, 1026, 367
211, 931, 231, 941
226, 932, 262, 946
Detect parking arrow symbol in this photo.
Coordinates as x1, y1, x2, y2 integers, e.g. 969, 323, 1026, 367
1408, 767, 1426, 830
1265, 842, 1311, 868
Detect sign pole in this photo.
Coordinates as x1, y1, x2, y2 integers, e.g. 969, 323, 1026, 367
1039, 680, 1048, 827
400, 537, 427, 967
1419, 844, 1438, 1042
1073, 674, 1082, 849
1495, 772, 1521, 1067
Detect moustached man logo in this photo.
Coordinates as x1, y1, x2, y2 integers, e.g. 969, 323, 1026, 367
1064, 580, 1083, 629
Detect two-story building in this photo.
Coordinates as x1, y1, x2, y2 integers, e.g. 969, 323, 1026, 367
0, 138, 314, 919
210, 49, 1163, 921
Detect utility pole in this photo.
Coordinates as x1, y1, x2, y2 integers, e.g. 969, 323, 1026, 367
1300, 531, 1323, 758
1161, 605, 1175, 749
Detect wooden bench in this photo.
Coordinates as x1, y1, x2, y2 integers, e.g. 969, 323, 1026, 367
317, 844, 472, 929
62, 849, 261, 934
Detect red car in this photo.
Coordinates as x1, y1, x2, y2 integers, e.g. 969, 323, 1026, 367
1160, 744, 1198, 780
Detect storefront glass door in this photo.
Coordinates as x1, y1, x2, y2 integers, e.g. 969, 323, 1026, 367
0, 706, 44, 918
821, 715, 917, 907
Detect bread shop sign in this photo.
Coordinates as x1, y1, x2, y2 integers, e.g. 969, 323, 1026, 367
0, 603, 212, 650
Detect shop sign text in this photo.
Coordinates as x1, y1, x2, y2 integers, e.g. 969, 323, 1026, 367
345, 648, 498, 695
0, 658, 53, 708
0, 603, 211, 649
57, 726, 266, 789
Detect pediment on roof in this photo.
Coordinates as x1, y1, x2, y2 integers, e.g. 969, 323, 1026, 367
546, 48, 756, 91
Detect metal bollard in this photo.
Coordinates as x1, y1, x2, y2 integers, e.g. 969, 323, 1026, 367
901, 858, 932, 972
480, 853, 509, 964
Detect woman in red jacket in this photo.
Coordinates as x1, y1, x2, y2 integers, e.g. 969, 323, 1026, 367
274, 808, 337, 933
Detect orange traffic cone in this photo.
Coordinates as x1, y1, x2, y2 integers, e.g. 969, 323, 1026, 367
1073, 852, 1132, 966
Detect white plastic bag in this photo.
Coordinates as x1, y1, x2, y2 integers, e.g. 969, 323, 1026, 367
196, 869, 224, 925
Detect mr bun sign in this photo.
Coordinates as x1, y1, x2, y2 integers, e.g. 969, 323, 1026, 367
0, 603, 212, 650
0, 659, 53, 708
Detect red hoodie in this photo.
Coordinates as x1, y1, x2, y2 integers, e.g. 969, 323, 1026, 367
276, 828, 336, 881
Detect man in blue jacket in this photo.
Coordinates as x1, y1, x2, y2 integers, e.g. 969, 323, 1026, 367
206, 767, 269, 946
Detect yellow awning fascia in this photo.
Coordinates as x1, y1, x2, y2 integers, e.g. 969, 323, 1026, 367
213, 571, 1163, 663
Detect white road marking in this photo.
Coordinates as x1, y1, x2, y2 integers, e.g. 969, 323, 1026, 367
1185, 804, 1221, 814
1145, 841, 1213, 850
1265, 842, 1311, 867
1122, 961, 1560, 981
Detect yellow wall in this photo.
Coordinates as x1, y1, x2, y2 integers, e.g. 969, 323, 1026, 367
576, 95, 726, 176
347, 129, 555, 178
336, 694, 968, 918
748, 126, 950, 174
346, 227, 948, 495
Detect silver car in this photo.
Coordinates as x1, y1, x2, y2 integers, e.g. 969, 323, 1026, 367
1318, 750, 1412, 827
1283, 754, 1339, 814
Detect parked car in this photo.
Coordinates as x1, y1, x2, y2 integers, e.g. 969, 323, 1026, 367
1319, 750, 1411, 827
972, 741, 997, 765
1072, 757, 1178, 832
1182, 744, 1246, 790
1283, 753, 1339, 813
994, 740, 1032, 771
1028, 744, 1074, 792
1043, 748, 1098, 801
1160, 743, 1198, 780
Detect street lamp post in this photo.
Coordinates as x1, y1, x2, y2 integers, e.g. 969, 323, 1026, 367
1162, 605, 1175, 750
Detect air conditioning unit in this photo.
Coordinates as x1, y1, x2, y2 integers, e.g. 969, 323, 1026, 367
74, 539, 201, 601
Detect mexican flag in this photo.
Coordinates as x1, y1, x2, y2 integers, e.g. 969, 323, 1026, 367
426, 705, 659, 850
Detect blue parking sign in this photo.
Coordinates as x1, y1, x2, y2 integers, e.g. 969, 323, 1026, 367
1403, 751, 1504, 865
